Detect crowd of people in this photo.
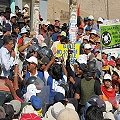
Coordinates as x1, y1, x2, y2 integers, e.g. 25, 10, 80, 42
0, 4, 120, 120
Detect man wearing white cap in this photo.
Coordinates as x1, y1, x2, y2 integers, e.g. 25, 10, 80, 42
25, 56, 44, 82
22, 4, 29, 15
84, 43, 95, 61
87, 15, 94, 30
92, 17, 103, 34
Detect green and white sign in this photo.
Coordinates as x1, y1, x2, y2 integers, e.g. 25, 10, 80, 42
100, 24, 120, 49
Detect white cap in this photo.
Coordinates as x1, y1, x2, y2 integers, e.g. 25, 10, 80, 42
26, 56, 38, 65
10, 13, 16, 19
24, 4, 29, 8
88, 15, 94, 20
97, 17, 103, 23
27, 84, 41, 94
20, 27, 28, 34
41, 20, 48, 26
84, 43, 91, 49
77, 54, 87, 64
104, 74, 112, 81
90, 29, 97, 35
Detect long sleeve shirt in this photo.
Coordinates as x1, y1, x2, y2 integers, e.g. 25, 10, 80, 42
0, 46, 14, 77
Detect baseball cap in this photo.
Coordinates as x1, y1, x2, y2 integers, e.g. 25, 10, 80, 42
32, 38, 38, 44
20, 27, 28, 34
5, 7, 11, 13
54, 92, 65, 102
27, 84, 41, 94
24, 4, 29, 8
90, 29, 97, 35
20, 113, 42, 120
97, 17, 103, 23
88, 15, 94, 20
51, 102, 65, 119
21, 105, 37, 115
15, 6, 20, 10
84, 17, 88, 21
2, 23, 11, 32
84, 43, 91, 49
10, 100, 21, 115
38, 56, 50, 65
30, 95, 42, 110
10, 13, 16, 19
26, 56, 38, 65
104, 74, 112, 81
57, 108, 79, 120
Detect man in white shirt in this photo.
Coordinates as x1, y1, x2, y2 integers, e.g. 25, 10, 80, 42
0, 35, 15, 77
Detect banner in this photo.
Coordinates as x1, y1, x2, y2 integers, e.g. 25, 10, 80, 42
57, 44, 80, 64
100, 24, 120, 50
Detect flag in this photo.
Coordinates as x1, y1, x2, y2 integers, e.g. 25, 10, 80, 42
77, 4, 80, 16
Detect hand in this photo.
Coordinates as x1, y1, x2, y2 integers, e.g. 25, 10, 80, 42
11, 50, 15, 58
14, 65, 18, 74
61, 56, 64, 63
51, 56, 56, 63
27, 40, 34, 46
69, 76, 75, 84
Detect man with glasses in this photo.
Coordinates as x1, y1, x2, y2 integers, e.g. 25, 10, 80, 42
0, 35, 15, 77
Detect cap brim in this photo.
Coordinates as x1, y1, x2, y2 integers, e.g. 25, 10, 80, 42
36, 89, 41, 93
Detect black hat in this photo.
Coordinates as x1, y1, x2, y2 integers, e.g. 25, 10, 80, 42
15, 6, 20, 10
5, 7, 11, 13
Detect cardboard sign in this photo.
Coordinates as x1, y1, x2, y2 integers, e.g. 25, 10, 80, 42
57, 44, 80, 64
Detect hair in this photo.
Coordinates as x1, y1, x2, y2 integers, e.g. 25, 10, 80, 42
50, 63, 63, 80
11, 32, 18, 38
12, 23, 19, 32
3, 35, 13, 45
85, 106, 104, 120
47, 24, 54, 31
60, 36, 69, 43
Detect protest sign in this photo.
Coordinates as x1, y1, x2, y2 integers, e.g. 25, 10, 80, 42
100, 24, 120, 50
57, 44, 80, 64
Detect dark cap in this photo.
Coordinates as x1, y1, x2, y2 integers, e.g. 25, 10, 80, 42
38, 56, 50, 65
32, 38, 38, 44
5, 7, 11, 13
15, 6, 20, 10
2, 23, 11, 32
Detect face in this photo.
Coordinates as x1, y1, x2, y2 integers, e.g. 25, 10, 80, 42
104, 80, 111, 88
27, 62, 36, 72
11, 17, 16, 23
4, 40, 14, 52
90, 33, 96, 39
74, 64, 83, 76
84, 49, 91, 55
15, 9, 19, 14
24, 18, 29, 23
85, 30, 90, 35
49, 30, 54, 36
96, 42, 101, 49
14, 27, 19, 34
54, 26, 59, 32
88, 20, 94, 26
114, 84, 119, 93
112, 74, 119, 81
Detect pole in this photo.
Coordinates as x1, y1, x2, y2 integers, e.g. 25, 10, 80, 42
30, 0, 34, 31
107, 0, 109, 20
